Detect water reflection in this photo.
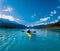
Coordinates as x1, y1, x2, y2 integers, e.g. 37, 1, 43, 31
0, 28, 60, 51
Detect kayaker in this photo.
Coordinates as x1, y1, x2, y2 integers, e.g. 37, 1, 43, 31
26, 30, 32, 40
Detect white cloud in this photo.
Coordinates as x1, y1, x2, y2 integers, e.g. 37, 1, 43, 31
40, 17, 50, 22
51, 10, 56, 14
0, 14, 15, 21
32, 22, 48, 26
34, 14, 36, 16
54, 20, 58, 22
31, 13, 36, 18
50, 10, 57, 16
3, 7, 13, 12
0, 6, 27, 25
50, 12, 54, 17
57, 6, 60, 9
50, 20, 58, 24
50, 14, 53, 16
31, 15, 34, 18
34, 17, 50, 25
35, 21, 40, 23
30, 23, 44, 26
54, 10, 56, 14
51, 11, 54, 15
35, 23, 44, 25
58, 16, 60, 19
50, 21, 54, 24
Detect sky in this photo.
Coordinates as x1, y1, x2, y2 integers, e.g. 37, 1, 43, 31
0, 0, 60, 26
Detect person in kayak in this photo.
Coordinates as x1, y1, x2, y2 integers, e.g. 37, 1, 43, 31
26, 30, 32, 40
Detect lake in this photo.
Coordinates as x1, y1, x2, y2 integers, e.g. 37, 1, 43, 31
0, 28, 60, 51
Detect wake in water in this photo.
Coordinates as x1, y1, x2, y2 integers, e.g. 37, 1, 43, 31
0, 29, 60, 51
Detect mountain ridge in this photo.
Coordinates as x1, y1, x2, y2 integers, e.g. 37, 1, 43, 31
0, 18, 27, 29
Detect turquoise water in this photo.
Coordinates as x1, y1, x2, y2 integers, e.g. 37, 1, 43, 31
0, 28, 60, 51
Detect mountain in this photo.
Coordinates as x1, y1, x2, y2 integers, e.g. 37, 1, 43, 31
0, 18, 59, 29
46, 21, 60, 28
32, 25, 46, 29
0, 18, 27, 29
31, 21, 60, 29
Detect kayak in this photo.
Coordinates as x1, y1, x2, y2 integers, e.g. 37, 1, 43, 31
26, 33, 32, 40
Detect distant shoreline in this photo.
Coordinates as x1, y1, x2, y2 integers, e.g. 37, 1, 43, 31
47, 27, 60, 29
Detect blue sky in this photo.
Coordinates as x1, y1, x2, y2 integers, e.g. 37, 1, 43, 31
0, 0, 60, 26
